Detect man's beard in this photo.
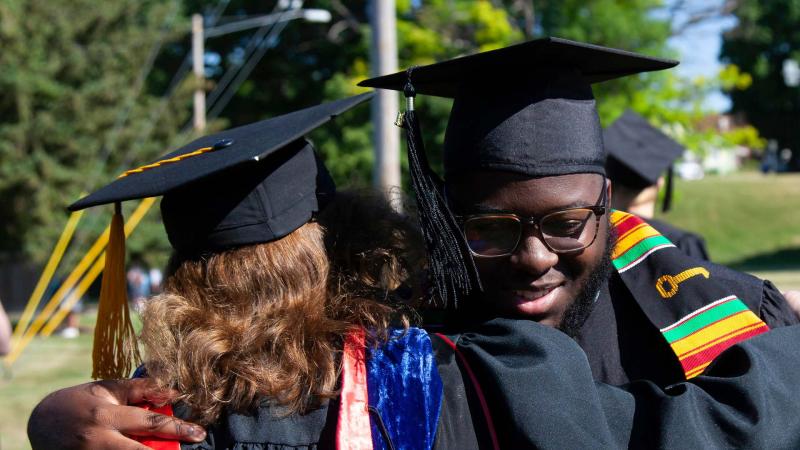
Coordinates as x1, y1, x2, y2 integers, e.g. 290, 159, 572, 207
557, 223, 614, 338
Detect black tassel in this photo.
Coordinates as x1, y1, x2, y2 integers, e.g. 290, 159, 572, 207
662, 165, 674, 213
399, 71, 482, 308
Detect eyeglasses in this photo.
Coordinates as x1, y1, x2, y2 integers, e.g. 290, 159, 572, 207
458, 187, 607, 257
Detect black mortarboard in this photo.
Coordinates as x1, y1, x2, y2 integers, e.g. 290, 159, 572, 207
71, 92, 372, 251
604, 110, 685, 211
358, 37, 677, 307
68, 93, 372, 379
604, 110, 685, 186
360, 37, 678, 178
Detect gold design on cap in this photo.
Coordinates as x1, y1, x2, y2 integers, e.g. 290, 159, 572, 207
118, 146, 215, 178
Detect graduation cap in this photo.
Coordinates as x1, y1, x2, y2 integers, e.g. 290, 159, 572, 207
359, 37, 677, 307
603, 110, 685, 212
69, 92, 372, 379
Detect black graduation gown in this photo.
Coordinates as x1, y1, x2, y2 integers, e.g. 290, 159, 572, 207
434, 317, 800, 449
646, 218, 710, 261
176, 400, 339, 449
175, 315, 800, 450
576, 268, 799, 386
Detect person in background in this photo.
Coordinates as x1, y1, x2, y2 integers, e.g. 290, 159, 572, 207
148, 267, 163, 295
60, 306, 82, 339
0, 299, 11, 356
604, 111, 800, 320
785, 290, 800, 316
126, 263, 150, 302
604, 110, 710, 261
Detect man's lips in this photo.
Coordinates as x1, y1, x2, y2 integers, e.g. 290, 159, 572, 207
512, 285, 560, 300
506, 283, 565, 318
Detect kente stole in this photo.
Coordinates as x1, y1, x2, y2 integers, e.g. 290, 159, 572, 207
611, 210, 769, 379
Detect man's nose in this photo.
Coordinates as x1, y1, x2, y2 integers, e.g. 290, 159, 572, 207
509, 230, 559, 276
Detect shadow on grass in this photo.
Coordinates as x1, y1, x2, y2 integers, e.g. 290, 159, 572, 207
729, 247, 800, 271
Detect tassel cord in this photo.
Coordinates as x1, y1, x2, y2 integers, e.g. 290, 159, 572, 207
93, 203, 141, 379
401, 107, 482, 308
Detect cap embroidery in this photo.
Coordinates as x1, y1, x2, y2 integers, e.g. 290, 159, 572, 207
656, 267, 710, 299
117, 145, 217, 178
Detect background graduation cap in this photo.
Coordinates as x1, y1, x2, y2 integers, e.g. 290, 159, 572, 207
359, 37, 677, 307
69, 92, 372, 379
604, 110, 686, 212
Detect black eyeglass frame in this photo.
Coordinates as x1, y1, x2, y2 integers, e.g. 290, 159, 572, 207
456, 182, 609, 258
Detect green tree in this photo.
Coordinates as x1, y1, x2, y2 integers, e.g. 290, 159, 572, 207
149, 0, 688, 186
721, 0, 800, 169
0, 0, 192, 267
1, 0, 744, 269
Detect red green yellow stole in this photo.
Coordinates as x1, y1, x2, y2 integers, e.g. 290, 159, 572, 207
611, 210, 769, 379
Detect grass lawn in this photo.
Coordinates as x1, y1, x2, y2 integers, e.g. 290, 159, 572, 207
658, 172, 800, 290
0, 332, 94, 450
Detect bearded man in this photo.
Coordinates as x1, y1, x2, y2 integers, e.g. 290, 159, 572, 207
360, 38, 797, 388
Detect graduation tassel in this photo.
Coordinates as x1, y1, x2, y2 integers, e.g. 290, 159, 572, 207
662, 165, 674, 213
399, 69, 482, 308
92, 202, 141, 379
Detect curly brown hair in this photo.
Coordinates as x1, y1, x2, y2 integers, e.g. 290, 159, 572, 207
139, 191, 424, 424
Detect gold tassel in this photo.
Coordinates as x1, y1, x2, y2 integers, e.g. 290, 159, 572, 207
92, 202, 141, 379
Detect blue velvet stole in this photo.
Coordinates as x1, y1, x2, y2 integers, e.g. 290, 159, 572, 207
366, 328, 443, 450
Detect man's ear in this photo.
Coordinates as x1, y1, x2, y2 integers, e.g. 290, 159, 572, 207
606, 178, 613, 207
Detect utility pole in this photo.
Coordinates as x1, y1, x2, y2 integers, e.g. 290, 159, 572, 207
192, 13, 206, 132
369, 0, 401, 202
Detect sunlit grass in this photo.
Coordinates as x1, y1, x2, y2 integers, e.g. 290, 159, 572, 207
1, 333, 94, 450
0, 311, 140, 450
658, 171, 800, 289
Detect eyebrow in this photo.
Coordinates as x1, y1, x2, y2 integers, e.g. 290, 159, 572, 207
463, 204, 516, 215
466, 199, 597, 216
449, 176, 606, 215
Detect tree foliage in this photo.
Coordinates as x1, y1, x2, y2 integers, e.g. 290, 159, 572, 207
1, 0, 751, 268
0, 0, 191, 266
721, 0, 800, 169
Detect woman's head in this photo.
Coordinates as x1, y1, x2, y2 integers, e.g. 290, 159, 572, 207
139, 190, 423, 424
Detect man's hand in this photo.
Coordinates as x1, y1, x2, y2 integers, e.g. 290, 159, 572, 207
27, 378, 206, 450
784, 290, 800, 319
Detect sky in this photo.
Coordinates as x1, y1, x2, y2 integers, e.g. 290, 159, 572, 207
663, 0, 738, 112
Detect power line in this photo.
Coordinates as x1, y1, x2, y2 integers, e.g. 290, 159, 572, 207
129, 0, 233, 154
207, 20, 292, 120
205, 0, 290, 110
105, 0, 234, 170
64, 0, 233, 259
207, 3, 302, 121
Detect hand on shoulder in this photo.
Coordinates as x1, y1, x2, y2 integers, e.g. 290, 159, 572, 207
27, 378, 206, 450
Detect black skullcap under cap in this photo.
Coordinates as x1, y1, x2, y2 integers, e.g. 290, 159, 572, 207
69, 92, 373, 254
359, 37, 678, 179
604, 110, 685, 188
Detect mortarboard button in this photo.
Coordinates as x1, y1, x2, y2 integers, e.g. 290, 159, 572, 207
213, 138, 234, 150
